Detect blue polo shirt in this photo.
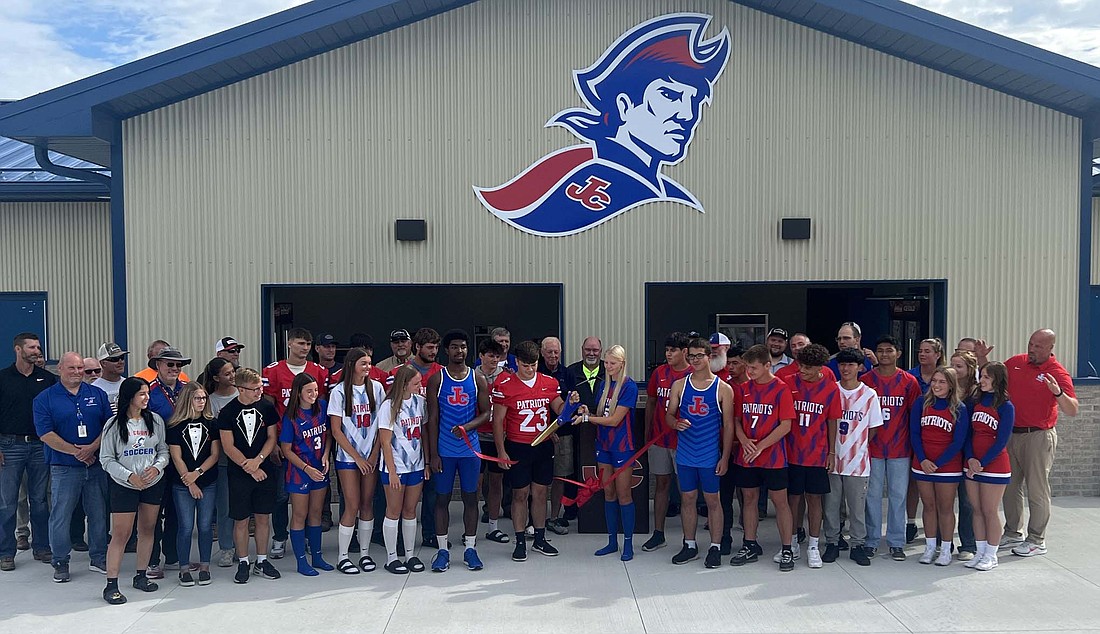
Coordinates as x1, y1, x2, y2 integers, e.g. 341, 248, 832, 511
148, 378, 186, 423
33, 382, 112, 466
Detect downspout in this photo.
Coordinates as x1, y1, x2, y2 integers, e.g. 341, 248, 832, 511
33, 145, 110, 188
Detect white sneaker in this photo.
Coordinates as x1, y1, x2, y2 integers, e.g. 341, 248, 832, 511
964, 551, 982, 568
975, 553, 998, 571
216, 548, 236, 568
1012, 541, 1047, 557
934, 546, 953, 566
918, 544, 937, 565
956, 549, 975, 562
271, 540, 286, 559
998, 535, 1023, 549
771, 542, 801, 562
807, 547, 822, 569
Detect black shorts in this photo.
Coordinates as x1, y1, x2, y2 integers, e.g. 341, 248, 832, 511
736, 466, 789, 492
503, 440, 554, 489
109, 478, 166, 514
787, 464, 830, 496
480, 437, 504, 475
227, 467, 277, 520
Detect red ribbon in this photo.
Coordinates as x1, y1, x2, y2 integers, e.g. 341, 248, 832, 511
456, 426, 517, 466
555, 427, 672, 508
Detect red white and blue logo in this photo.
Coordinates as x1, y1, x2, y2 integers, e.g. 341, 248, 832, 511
474, 13, 730, 237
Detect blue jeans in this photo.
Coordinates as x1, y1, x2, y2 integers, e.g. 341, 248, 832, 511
957, 479, 976, 551
173, 484, 216, 566
865, 457, 910, 549
0, 438, 50, 557
49, 464, 107, 566
215, 464, 233, 550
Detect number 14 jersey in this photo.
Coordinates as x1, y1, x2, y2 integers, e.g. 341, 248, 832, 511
491, 373, 560, 445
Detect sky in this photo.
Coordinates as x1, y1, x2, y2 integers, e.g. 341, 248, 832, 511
0, 0, 1097, 101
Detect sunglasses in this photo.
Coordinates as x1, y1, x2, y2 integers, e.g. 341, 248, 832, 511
103, 356, 124, 363
83, 368, 102, 375
162, 362, 184, 369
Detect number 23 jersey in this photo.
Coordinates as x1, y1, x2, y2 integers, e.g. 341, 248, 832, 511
491, 372, 561, 445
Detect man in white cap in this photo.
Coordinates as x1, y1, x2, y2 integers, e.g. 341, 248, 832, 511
215, 337, 245, 368
91, 343, 129, 413
709, 333, 731, 383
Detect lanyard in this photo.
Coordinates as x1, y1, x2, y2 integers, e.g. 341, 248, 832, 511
157, 380, 178, 406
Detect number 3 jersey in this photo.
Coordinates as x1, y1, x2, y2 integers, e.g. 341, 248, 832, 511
491, 372, 561, 445
377, 395, 426, 474
327, 380, 387, 463
279, 402, 329, 484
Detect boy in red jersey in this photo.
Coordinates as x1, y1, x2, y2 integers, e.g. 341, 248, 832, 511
641, 332, 691, 553
861, 336, 922, 561
780, 343, 839, 569
730, 345, 796, 572
492, 341, 572, 562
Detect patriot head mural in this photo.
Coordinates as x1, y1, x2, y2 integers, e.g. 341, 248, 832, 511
475, 13, 730, 237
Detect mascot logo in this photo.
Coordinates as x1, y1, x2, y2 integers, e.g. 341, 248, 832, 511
475, 13, 730, 236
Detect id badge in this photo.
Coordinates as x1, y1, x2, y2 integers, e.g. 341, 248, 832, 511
77, 424, 88, 438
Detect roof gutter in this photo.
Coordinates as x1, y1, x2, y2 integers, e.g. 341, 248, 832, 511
33, 145, 110, 188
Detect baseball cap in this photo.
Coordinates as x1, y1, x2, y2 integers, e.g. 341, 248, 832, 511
96, 342, 129, 361
709, 332, 731, 347
767, 328, 789, 340
390, 329, 411, 342
215, 337, 244, 353
315, 333, 338, 346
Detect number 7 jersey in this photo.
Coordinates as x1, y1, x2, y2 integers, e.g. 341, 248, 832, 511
737, 377, 796, 469
491, 372, 561, 445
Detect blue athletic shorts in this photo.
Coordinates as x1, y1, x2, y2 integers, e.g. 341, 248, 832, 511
380, 469, 425, 487
595, 448, 634, 469
335, 460, 361, 471
434, 455, 481, 494
285, 468, 329, 495
677, 464, 720, 494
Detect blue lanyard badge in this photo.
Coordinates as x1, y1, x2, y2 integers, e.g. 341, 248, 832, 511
75, 403, 88, 439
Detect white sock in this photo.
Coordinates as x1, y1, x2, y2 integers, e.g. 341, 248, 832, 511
383, 517, 400, 564
465, 535, 476, 549
239, 556, 251, 564
685, 539, 697, 548
926, 537, 937, 549
437, 533, 449, 554
976, 540, 988, 556
256, 554, 266, 563
488, 519, 498, 533
358, 519, 374, 557
338, 524, 354, 560
809, 536, 819, 549
401, 518, 417, 558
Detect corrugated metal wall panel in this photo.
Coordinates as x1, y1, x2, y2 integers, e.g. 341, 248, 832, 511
123, 0, 1082, 376
0, 202, 112, 359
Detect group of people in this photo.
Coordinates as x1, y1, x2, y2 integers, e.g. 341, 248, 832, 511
0, 321, 1078, 604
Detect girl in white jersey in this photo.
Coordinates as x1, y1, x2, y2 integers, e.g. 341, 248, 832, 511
328, 348, 386, 574
377, 365, 428, 574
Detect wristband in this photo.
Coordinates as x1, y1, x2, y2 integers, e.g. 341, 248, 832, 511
1054, 390, 1064, 398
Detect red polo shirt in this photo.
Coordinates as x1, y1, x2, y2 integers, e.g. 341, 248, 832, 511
1004, 353, 1075, 430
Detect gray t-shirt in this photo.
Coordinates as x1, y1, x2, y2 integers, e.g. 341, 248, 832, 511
92, 377, 126, 413
208, 390, 239, 465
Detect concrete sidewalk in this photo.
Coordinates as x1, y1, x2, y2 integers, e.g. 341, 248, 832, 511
3, 497, 1100, 633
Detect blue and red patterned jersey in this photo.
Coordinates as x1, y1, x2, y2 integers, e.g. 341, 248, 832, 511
861, 368, 923, 459
279, 401, 328, 485
595, 378, 638, 454
647, 364, 691, 449
737, 377, 796, 469
782, 373, 841, 468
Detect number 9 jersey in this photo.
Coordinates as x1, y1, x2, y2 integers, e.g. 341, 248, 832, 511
491, 372, 561, 445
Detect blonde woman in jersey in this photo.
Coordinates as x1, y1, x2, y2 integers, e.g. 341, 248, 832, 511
329, 348, 386, 574
378, 366, 429, 574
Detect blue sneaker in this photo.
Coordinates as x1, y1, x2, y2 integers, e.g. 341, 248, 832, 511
431, 550, 450, 572
464, 548, 484, 571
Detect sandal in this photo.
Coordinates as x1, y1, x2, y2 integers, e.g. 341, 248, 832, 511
384, 560, 408, 575
337, 558, 360, 575
358, 555, 376, 573
103, 586, 127, 605
133, 574, 159, 593
406, 557, 425, 573
486, 529, 511, 544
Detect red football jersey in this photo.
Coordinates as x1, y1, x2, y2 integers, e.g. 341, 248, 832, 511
737, 377, 796, 469
327, 366, 390, 392
387, 361, 442, 395
860, 368, 922, 459
491, 372, 561, 445
782, 373, 841, 468
262, 361, 330, 419
647, 364, 691, 449
775, 362, 836, 383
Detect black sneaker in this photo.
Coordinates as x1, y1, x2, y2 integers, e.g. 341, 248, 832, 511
422, 535, 439, 549
532, 540, 559, 557
666, 503, 680, 518
864, 546, 877, 558
704, 546, 721, 568
797, 528, 807, 544
642, 531, 666, 552
671, 543, 698, 565
890, 547, 907, 561
254, 559, 281, 580
730, 543, 762, 566
52, 563, 70, 583
481, 507, 489, 524
546, 518, 569, 536
838, 536, 849, 551
906, 523, 918, 544
779, 549, 795, 572
563, 504, 578, 522
132, 573, 158, 592
850, 545, 871, 566
719, 534, 733, 556
234, 561, 250, 584
512, 542, 528, 562
178, 571, 195, 587
822, 543, 840, 563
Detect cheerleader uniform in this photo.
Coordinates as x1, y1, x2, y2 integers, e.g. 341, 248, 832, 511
965, 394, 1015, 484
910, 397, 970, 483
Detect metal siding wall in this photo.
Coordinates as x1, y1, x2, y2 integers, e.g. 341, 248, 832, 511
123, 0, 1082, 376
0, 202, 113, 358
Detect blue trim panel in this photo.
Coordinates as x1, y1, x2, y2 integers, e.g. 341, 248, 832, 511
109, 121, 127, 351
0, 182, 109, 202
1078, 117, 1095, 376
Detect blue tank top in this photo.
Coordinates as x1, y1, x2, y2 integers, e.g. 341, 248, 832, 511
437, 367, 479, 458
676, 376, 722, 468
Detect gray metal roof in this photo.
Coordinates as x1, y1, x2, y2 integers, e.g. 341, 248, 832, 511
0, 136, 108, 183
